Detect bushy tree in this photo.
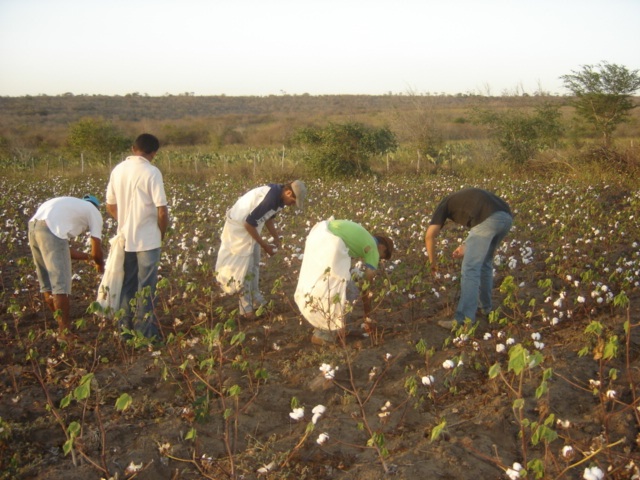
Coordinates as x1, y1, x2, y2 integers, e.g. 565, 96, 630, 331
67, 118, 131, 164
561, 62, 640, 147
292, 122, 397, 177
472, 103, 563, 165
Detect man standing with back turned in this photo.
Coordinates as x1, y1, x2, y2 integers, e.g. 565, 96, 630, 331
425, 187, 512, 329
106, 133, 169, 340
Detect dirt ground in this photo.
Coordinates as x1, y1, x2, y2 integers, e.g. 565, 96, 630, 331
1, 174, 639, 479
1, 255, 639, 480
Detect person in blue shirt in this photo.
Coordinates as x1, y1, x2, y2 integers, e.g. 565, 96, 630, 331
216, 180, 307, 320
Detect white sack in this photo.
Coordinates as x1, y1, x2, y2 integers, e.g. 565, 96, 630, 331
96, 233, 125, 315
215, 217, 256, 294
294, 220, 351, 331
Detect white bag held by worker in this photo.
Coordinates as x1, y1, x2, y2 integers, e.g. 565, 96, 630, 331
294, 220, 351, 331
96, 233, 125, 315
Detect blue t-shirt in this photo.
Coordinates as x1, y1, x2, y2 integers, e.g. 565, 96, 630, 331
245, 184, 285, 227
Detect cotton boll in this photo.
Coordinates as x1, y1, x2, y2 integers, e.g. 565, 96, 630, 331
583, 466, 604, 480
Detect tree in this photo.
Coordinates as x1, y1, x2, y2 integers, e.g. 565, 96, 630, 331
67, 118, 131, 164
292, 122, 397, 178
560, 62, 640, 147
472, 103, 563, 165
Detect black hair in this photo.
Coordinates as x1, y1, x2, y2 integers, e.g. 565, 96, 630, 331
374, 235, 394, 260
134, 133, 160, 154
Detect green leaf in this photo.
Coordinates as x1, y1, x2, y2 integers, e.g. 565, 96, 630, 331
115, 393, 133, 412
430, 419, 447, 442
488, 362, 501, 379
73, 373, 95, 401
507, 344, 528, 375
60, 393, 72, 409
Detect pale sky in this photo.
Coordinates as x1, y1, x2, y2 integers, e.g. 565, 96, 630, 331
1, 0, 638, 97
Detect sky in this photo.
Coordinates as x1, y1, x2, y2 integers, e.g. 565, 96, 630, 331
1, 0, 639, 97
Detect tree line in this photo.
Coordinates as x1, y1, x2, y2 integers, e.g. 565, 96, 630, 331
1, 62, 638, 175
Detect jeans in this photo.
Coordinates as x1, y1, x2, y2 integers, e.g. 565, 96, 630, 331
119, 248, 161, 339
455, 211, 512, 324
239, 243, 265, 315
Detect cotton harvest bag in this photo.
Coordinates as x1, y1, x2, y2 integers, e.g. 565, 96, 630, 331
294, 220, 351, 331
215, 216, 256, 295
96, 233, 125, 314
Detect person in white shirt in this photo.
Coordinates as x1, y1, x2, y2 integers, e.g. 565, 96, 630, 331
28, 195, 104, 339
106, 133, 169, 341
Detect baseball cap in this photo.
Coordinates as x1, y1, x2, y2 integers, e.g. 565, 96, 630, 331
291, 180, 307, 209
83, 194, 100, 208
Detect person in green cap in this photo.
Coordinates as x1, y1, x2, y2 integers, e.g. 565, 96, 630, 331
295, 219, 393, 345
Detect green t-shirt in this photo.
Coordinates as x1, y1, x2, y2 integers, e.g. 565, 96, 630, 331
327, 220, 379, 270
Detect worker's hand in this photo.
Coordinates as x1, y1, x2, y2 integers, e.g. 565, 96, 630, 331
95, 260, 105, 274
452, 245, 465, 259
263, 244, 278, 257
362, 317, 376, 334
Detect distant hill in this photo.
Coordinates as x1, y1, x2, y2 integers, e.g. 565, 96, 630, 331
0, 93, 562, 126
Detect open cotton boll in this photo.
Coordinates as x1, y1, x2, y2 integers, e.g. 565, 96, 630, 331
289, 407, 304, 421
583, 466, 604, 480
317, 433, 329, 445
312, 405, 326, 415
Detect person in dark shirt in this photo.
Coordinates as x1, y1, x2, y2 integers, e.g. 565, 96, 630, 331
425, 188, 513, 329
215, 181, 307, 320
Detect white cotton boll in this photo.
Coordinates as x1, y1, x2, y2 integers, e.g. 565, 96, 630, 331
506, 337, 516, 346
442, 359, 455, 369
312, 413, 322, 424
421, 375, 435, 386
534, 341, 545, 350
505, 468, 520, 480
496, 343, 506, 353
577, 296, 586, 303
312, 405, 326, 414
483, 332, 492, 340
317, 433, 330, 445
583, 466, 604, 480
289, 407, 304, 421
257, 462, 275, 474
562, 445, 574, 458
506, 463, 523, 480
531, 332, 541, 341
606, 390, 617, 399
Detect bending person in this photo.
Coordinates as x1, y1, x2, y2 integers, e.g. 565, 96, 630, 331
295, 219, 393, 346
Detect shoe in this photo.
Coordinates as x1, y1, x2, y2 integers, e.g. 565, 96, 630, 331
311, 333, 335, 346
241, 311, 264, 321
437, 319, 460, 330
